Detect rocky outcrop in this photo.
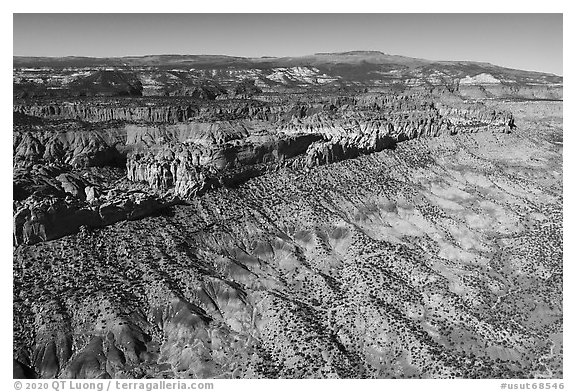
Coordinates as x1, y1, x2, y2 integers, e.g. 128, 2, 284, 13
13, 164, 177, 246
457, 84, 563, 101
437, 103, 515, 131
123, 97, 515, 199
13, 100, 280, 123
232, 79, 263, 98
300, 135, 396, 168
13, 92, 516, 245
14, 188, 176, 246
164, 81, 228, 100
126, 133, 323, 198
124, 121, 426, 197
13, 94, 451, 124
13, 127, 127, 168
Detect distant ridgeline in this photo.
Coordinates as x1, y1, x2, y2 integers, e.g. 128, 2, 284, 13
13, 52, 562, 100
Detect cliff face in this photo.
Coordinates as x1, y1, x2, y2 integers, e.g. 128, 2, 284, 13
13, 164, 177, 246
126, 133, 325, 198
13, 100, 279, 123
13, 127, 127, 168
13, 93, 514, 244
124, 100, 514, 198
457, 84, 563, 101
13, 192, 169, 246
436, 103, 516, 131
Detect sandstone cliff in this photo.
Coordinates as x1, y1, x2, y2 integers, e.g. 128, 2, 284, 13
13, 164, 177, 245
13, 93, 515, 245
125, 102, 514, 198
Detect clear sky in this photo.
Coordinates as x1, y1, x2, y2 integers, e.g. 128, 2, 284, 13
13, 14, 563, 75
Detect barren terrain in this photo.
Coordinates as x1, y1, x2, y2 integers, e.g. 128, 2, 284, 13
13, 53, 562, 379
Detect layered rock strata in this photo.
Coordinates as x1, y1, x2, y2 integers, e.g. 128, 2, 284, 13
13, 93, 515, 245
13, 101, 563, 378
125, 110, 514, 198
13, 164, 178, 245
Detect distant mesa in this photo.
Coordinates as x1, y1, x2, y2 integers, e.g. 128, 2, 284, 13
13, 52, 563, 100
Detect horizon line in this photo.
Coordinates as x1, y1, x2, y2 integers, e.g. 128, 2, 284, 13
11, 52, 563, 77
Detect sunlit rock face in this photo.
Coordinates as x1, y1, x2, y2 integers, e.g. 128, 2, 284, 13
13, 53, 562, 379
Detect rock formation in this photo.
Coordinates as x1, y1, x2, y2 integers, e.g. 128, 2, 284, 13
12, 53, 563, 379
13, 91, 517, 243
13, 164, 178, 245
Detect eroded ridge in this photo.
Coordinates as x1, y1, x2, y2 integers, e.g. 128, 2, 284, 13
13, 101, 562, 378
13, 93, 513, 245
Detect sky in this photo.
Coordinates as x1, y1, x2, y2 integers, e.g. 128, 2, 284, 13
13, 14, 563, 75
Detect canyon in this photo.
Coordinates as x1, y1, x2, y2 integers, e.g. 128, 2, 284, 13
13, 52, 562, 379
